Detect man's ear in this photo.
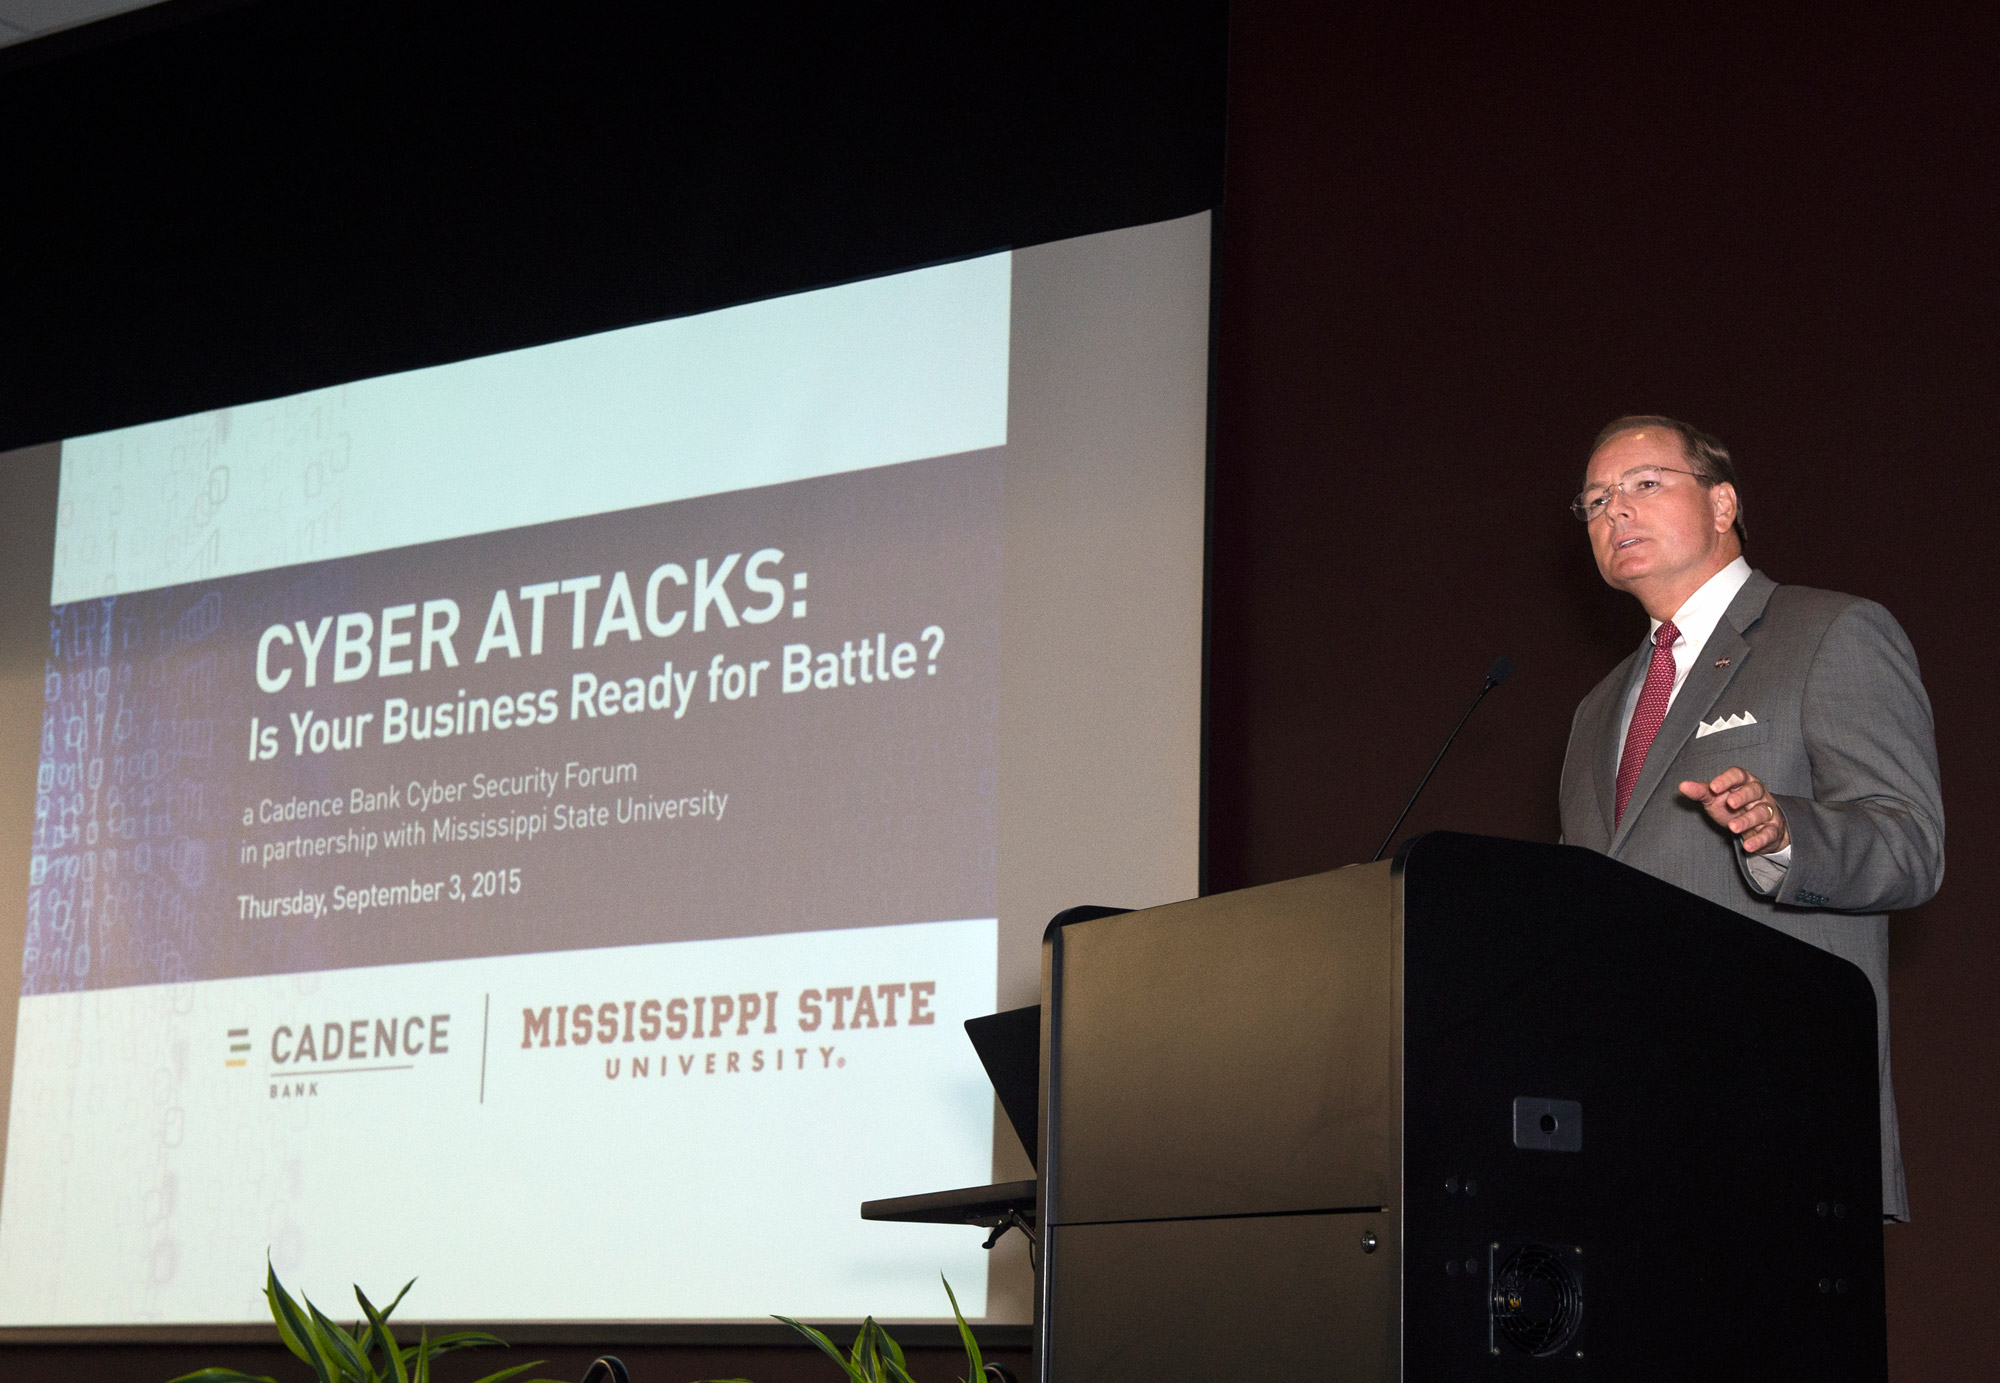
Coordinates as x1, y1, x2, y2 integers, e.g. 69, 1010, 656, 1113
1711, 482, 1739, 534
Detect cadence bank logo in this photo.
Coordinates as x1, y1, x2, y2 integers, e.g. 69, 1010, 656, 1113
228, 1011, 455, 1099
519, 981, 937, 1082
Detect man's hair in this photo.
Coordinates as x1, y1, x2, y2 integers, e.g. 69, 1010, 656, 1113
1589, 414, 1745, 544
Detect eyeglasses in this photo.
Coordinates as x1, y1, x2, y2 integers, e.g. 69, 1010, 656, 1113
1570, 465, 1712, 523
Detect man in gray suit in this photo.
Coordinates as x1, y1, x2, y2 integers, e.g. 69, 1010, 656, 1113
1559, 415, 1943, 1222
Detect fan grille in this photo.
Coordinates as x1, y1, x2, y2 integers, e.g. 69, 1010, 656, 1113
1491, 1244, 1584, 1357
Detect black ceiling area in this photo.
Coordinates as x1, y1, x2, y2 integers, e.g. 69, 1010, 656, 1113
0, 0, 1227, 453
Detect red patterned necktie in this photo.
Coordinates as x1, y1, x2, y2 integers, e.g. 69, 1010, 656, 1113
1614, 619, 1681, 825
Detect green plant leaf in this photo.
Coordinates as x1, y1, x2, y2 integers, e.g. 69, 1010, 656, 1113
942, 1275, 984, 1383
848, 1318, 871, 1377
353, 1278, 416, 1368
351, 1291, 380, 1363
355, 1285, 410, 1383
420, 1329, 509, 1355
463, 1362, 559, 1383
867, 1316, 912, 1383
265, 1267, 337, 1383
299, 1294, 359, 1383
884, 1319, 920, 1383
881, 1324, 909, 1375
306, 1294, 373, 1381
379, 1278, 416, 1321
863, 1320, 886, 1379
857, 1320, 881, 1383
263, 1259, 316, 1371
870, 1318, 917, 1383
774, 1314, 865, 1381
188, 1265, 569, 1383
851, 1318, 917, 1383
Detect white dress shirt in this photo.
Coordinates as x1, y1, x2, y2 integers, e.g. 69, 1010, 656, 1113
1614, 556, 1791, 891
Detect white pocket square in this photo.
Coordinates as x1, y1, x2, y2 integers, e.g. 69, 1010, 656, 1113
1696, 711, 1758, 738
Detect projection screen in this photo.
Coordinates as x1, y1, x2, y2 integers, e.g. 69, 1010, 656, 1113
0, 211, 1209, 1328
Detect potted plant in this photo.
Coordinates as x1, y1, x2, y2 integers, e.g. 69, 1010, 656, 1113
169, 1261, 565, 1383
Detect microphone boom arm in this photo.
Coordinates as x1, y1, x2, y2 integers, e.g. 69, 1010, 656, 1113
1370, 656, 1512, 863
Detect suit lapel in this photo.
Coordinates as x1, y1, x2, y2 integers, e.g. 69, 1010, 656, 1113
1609, 570, 1778, 855
1582, 643, 1647, 841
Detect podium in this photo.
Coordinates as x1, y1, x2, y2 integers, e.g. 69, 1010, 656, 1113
1032, 833, 1885, 1380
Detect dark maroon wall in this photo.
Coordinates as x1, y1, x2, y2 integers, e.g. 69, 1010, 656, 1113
0, 1341, 1028, 1383
1207, 6, 2000, 1377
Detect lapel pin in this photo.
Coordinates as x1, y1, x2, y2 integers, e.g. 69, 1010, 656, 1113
1714, 657, 1731, 668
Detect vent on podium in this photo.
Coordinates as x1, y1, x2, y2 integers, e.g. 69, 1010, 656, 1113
1490, 1242, 1585, 1358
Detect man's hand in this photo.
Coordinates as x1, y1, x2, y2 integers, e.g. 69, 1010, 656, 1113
1679, 766, 1790, 854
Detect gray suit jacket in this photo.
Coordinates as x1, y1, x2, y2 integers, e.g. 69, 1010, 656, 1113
1559, 569, 1944, 1221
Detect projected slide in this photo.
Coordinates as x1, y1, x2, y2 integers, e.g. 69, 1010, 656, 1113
0, 213, 1211, 1327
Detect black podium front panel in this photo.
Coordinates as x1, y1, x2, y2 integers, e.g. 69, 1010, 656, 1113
1038, 833, 1884, 1382
1398, 835, 1883, 1376
1048, 1212, 1395, 1380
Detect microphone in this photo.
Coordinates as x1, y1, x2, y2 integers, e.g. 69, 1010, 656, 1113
1370, 656, 1513, 863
